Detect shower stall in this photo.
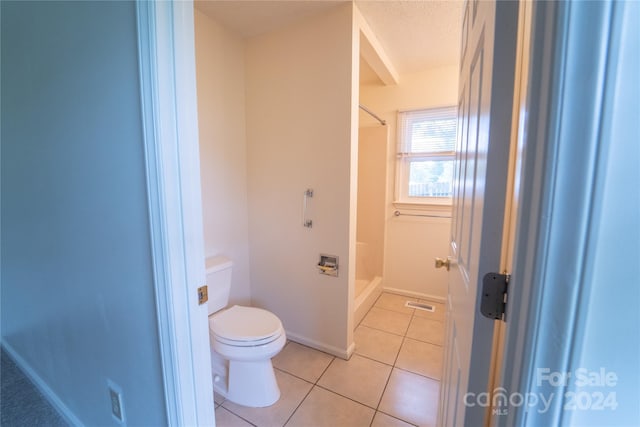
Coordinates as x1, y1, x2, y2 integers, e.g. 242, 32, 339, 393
354, 122, 387, 326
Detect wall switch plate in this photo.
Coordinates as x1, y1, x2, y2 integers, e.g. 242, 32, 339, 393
107, 379, 125, 424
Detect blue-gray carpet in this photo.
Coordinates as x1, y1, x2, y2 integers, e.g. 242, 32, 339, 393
1, 349, 69, 426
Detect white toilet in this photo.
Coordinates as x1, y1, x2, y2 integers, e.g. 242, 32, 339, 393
206, 256, 286, 408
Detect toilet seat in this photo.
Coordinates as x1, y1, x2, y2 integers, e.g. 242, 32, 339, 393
210, 305, 283, 347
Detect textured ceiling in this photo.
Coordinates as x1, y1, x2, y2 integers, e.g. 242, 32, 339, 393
355, 0, 463, 73
194, 1, 346, 39
195, 0, 463, 75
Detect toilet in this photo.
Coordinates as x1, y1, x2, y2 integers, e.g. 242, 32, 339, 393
206, 256, 286, 408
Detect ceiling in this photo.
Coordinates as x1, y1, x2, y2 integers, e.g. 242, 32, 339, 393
194, 0, 463, 78
355, 1, 463, 74
195, 1, 345, 39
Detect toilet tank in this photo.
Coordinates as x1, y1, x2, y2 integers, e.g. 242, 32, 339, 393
205, 256, 233, 315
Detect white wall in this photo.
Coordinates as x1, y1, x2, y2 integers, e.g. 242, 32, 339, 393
1, 2, 166, 424
194, 10, 251, 305
245, 4, 356, 356
360, 66, 459, 300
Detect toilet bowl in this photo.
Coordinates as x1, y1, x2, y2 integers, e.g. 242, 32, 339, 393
205, 256, 286, 408
209, 305, 286, 407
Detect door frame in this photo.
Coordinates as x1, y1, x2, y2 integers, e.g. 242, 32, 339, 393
496, 1, 634, 425
135, 0, 633, 425
136, 1, 215, 425
484, 0, 533, 424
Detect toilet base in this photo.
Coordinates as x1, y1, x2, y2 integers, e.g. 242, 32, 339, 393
213, 358, 280, 407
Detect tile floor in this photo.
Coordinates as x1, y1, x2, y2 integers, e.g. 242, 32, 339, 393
214, 292, 446, 427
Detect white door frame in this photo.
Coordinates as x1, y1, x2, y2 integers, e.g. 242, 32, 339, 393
137, 1, 215, 425
135, 0, 635, 425
498, 1, 636, 425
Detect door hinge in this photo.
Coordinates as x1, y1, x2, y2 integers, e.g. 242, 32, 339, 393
480, 272, 509, 321
197, 285, 208, 305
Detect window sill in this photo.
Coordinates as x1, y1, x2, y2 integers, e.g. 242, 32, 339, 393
393, 200, 452, 212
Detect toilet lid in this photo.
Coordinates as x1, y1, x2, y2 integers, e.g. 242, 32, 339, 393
210, 305, 283, 343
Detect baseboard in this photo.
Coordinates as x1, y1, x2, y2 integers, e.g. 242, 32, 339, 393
345, 341, 356, 359
382, 286, 446, 304
1, 340, 83, 426
354, 276, 383, 327
284, 331, 353, 360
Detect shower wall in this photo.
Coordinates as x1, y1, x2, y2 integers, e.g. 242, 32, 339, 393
356, 126, 387, 280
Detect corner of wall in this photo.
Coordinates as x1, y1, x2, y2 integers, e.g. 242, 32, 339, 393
194, 9, 252, 305
245, 4, 356, 354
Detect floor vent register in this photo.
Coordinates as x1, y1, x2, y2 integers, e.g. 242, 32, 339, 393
404, 301, 435, 312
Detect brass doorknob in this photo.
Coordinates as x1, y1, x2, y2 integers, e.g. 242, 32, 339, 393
435, 257, 450, 271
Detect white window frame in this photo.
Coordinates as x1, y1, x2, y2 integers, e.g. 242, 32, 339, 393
394, 106, 457, 208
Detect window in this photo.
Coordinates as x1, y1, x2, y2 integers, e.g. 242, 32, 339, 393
395, 107, 457, 205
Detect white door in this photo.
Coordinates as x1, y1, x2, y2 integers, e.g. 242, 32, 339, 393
439, 1, 518, 425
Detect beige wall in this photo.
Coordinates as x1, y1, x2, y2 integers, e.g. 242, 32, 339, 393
360, 66, 459, 300
245, 4, 356, 356
194, 3, 453, 352
357, 126, 387, 279
194, 10, 252, 305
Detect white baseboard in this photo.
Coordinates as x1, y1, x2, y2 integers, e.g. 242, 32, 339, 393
284, 331, 354, 360
1, 340, 83, 426
382, 286, 446, 304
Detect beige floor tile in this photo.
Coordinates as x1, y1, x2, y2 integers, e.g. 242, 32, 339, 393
379, 369, 439, 427
395, 338, 443, 380
406, 316, 445, 346
413, 300, 446, 322
286, 386, 375, 427
317, 354, 392, 408
361, 307, 412, 336
272, 341, 334, 383
215, 407, 253, 427
214, 391, 226, 406
222, 369, 312, 427
354, 325, 404, 365
372, 411, 416, 427
374, 292, 417, 315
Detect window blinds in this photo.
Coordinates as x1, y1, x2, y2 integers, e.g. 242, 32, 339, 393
398, 107, 457, 155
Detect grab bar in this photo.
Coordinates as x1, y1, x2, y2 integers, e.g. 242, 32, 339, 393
302, 188, 313, 228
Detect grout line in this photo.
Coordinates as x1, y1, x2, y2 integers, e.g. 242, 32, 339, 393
314, 383, 380, 411
373, 364, 394, 414
354, 352, 395, 368
413, 313, 446, 324
316, 356, 336, 384
282, 353, 336, 426
375, 297, 409, 412
272, 366, 315, 387
282, 385, 314, 427
403, 334, 445, 348
217, 405, 257, 426
393, 365, 442, 383
376, 410, 420, 427
392, 335, 406, 367
357, 323, 408, 338
369, 304, 416, 317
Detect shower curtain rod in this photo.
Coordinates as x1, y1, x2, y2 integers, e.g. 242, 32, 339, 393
359, 104, 386, 126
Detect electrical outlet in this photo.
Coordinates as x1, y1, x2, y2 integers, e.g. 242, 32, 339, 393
107, 380, 125, 424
